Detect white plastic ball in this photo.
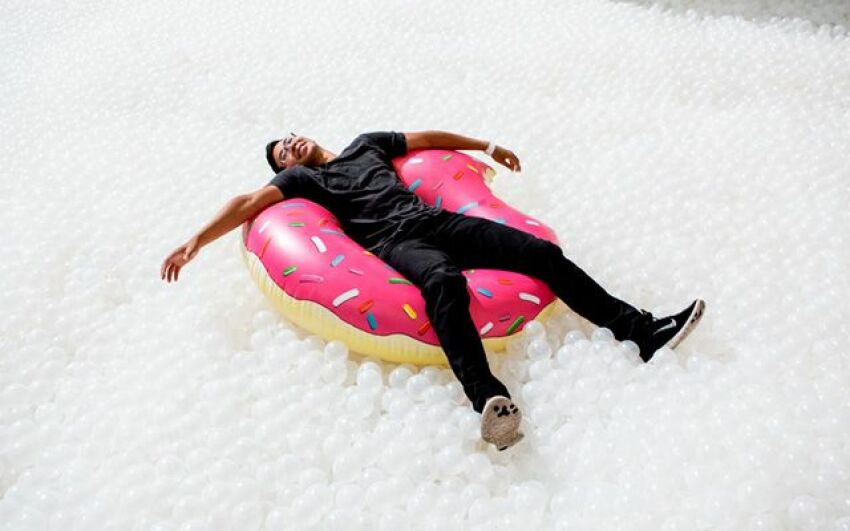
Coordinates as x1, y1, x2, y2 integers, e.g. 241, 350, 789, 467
344, 391, 375, 419
388, 366, 414, 388
563, 330, 586, 344
323, 340, 349, 362
356, 363, 384, 394
405, 374, 430, 399
522, 320, 546, 339
527, 338, 553, 361
591, 327, 614, 343
788, 495, 827, 529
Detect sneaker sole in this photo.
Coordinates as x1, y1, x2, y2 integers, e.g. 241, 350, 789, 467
480, 396, 524, 451
664, 299, 706, 351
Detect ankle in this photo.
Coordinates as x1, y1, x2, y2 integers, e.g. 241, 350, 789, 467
604, 307, 651, 342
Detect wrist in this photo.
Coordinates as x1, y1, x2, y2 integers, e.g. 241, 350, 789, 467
485, 141, 496, 156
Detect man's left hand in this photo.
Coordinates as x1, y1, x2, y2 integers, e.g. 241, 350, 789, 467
491, 146, 522, 173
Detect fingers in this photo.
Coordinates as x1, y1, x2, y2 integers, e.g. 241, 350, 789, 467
499, 149, 521, 172
161, 257, 175, 281
162, 248, 179, 281
161, 255, 182, 283
164, 262, 180, 282
161, 243, 194, 283
509, 152, 522, 172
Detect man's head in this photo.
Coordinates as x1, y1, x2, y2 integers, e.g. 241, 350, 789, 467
265, 132, 330, 173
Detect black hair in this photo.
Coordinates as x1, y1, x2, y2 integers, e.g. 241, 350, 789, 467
266, 139, 283, 173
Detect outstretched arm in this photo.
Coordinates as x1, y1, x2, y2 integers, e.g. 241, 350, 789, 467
160, 186, 283, 283
403, 130, 522, 172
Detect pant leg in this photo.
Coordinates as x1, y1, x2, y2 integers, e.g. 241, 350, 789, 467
427, 213, 643, 339
381, 236, 511, 413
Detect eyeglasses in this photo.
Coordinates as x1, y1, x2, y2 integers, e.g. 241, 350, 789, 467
278, 132, 296, 168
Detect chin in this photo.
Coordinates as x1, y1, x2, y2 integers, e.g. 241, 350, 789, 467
305, 145, 318, 163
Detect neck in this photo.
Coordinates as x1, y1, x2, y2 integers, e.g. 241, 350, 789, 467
320, 149, 337, 165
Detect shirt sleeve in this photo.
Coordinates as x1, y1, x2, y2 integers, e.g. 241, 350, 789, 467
267, 167, 308, 199
357, 131, 408, 159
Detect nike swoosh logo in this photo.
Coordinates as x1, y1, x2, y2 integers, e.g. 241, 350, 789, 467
654, 319, 677, 335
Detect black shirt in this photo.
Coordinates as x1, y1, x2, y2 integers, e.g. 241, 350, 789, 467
267, 131, 444, 258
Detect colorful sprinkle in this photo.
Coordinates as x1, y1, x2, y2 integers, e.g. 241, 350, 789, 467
282, 265, 297, 276
506, 315, 525, 335
388, 277, 412, 285
259, 237, 272, 259
318, 218, 330, 226
348, 267, 364, 276
497, 278, 513, 285
285, 210, 304, 217
281, 202, 306, 208
417, 321, 431, 335
319, 228, 344, 235
332, 288, 359, 307
362, 250, 374, 256
479, 322, 494, 335
402, 304, 417, 319
435, 196, 442, 209
409, 157, 424, 164
525, 219, 541, 226
331, 254, 345, 267
441, 154, 453, 161
490, 202, 501, 208
452, 170, 464, 180
311, 235, 327, 253
299, 274, 324, 283
257, 220, 271, 234
433, 181, 445, 190
288, 221, 305, 227
519, 292, 541, 305
408, 178, 422, 192
457, 201, 478, 214
466, 164, 479, 174
366, 312, 378, 330
494, 217, 507, 224
476, 287, 493, 298
498, 313, 511, 322
358, 299, 374, 313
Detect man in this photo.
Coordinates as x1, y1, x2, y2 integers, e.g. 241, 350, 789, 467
161, 130, 706, 451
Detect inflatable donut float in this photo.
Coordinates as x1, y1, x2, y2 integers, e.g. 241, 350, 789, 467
239, 149, 560, 366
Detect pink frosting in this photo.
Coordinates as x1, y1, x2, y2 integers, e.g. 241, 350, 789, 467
241, 149, 559, 345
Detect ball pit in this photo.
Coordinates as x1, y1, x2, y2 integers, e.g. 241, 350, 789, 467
4, 1, 850, 529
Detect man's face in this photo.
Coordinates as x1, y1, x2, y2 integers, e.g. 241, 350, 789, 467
274, 134, 321, 170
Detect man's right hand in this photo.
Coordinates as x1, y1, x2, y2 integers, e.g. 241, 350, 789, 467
160, 237, 200, 283
159, 188, 282, 284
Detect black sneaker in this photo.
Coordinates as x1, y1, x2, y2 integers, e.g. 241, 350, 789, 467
630, 299, 706, 362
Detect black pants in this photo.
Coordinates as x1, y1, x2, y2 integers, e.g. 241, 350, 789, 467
379, 210, 641, 413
